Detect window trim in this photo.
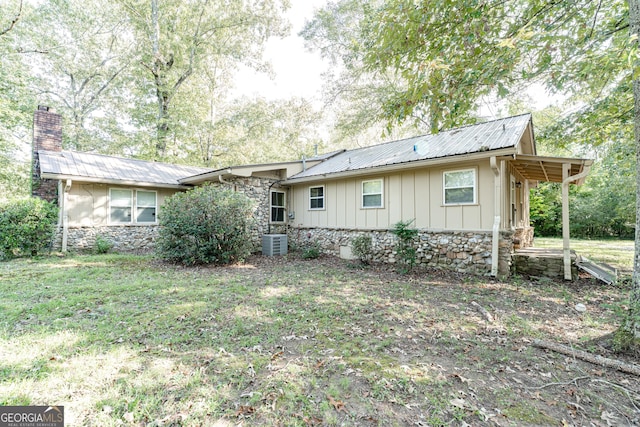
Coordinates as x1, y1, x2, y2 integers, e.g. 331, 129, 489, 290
443, 168, 477, 205
270, 190, 286, 223
109, 188, 133, 224
309, 185, 325, 211
361, 178, 384, 209
108, 188, 158, 225
135, 190, 158, 224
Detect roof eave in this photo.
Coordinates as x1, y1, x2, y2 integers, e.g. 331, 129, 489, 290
283, 148, 517, 184
40, 173, 194, 189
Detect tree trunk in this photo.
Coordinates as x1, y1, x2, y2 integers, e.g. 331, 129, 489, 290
630, 0, 640, 339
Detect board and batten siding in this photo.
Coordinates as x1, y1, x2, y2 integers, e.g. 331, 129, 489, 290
289, 159, 497, 231
64, 182, 178, 227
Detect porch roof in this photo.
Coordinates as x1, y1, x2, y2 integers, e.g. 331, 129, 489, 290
508, 154, 593, 185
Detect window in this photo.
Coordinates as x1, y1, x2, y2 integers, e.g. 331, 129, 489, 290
443, 169, 476, 205
109, 189, 157, 224
136, 190, 157, 223
271, 190, 285, 223
309, 186, 324, 210
362, 179, 383, 208
110, 189, 132, 223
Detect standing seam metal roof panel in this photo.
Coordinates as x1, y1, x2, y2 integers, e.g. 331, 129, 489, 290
288, 114, 532, 180
38, 150, 212, 186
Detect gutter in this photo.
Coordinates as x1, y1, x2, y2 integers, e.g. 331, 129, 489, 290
41, 173, 193, 190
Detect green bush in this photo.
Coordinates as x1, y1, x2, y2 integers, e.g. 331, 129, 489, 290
301, 240, 321, 259
156, 185, 255, 265
351, 234, 373, 264
392, 219, 418, 273
94, 235, 114, 254
0, 198, 58, 260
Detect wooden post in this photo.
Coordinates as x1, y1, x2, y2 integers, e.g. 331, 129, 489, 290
562, 163, 571, 280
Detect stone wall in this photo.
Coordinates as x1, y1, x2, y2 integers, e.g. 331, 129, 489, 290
216, 177, 285, 249
289, 227, 514, 276
54, 225, 160, 253
512, 248, 579, 280
513, 226, 534, 249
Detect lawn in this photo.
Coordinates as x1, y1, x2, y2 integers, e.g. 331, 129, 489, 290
534, 237, 634, 273
0, 252, 639, 426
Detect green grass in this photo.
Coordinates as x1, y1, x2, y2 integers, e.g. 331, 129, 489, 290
0, 253, 636, 425
534, 237, 634, 272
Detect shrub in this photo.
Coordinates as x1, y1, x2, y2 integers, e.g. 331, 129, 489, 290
0, 198, 58, 260
392, 219, 418, 273
156, 185, 255, 265
94, 235, 114, 254
351, 234, 373, 264
301, 240, 321, 259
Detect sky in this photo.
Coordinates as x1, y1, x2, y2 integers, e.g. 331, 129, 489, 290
233, 0, 329, 101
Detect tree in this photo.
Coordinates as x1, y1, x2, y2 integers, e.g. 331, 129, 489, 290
628, 0, 640, 344
122, 0, 289, 159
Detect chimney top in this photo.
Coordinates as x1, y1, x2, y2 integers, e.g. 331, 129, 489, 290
33, 107, 62, 153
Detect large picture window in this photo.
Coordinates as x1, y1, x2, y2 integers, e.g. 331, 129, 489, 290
309, 186, 324, 210
362, 179, 383, 208
443, 169, 476, 205
271, 190, 285, 223
109, 189, 157, 224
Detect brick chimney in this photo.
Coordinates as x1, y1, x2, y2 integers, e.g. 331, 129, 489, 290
32, 106, 62, 202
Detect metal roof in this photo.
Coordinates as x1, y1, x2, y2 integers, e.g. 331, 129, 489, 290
287, 114, 533, 181
38, 150, 211, 188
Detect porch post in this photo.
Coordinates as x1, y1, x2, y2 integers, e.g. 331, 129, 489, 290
61, 179, 72, 252
562, 163, 571, 280
490, 157, 501, 277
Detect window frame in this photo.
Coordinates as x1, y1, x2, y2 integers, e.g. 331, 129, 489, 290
309, 185, 325, 211
135, 190, 157, 224
108, 188, 158, 225
361, 178, 384, 209
270, 190, 286, 223
442, 168, 477, 205
109, 188, 133, 224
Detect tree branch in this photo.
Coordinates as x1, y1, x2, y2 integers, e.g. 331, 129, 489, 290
0, 0, 22, 37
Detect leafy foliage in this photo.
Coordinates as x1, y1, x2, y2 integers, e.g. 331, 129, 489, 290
301, 240, 322, 260
156, 185, 254, 265
94, 235, 114, 255
392, 219, 418, 273
351, 234, 373, 265
0, 198, 58, 260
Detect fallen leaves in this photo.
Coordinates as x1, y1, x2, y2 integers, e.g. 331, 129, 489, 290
327, 395, 347, 413
235, 405, 256, 418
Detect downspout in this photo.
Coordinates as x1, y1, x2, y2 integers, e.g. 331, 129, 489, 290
218, 169, 232, 185
61, 179, 72, 252
561, 166, 591, 280
490, 157, 501, 277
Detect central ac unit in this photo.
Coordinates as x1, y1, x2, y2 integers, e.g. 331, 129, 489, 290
262, 234, 287, 256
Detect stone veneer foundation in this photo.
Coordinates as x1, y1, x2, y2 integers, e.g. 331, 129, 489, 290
289, 227, 515, 277
54, 226, 160, 253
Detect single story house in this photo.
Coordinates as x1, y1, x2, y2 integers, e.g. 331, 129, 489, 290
32, 106, 592, 277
